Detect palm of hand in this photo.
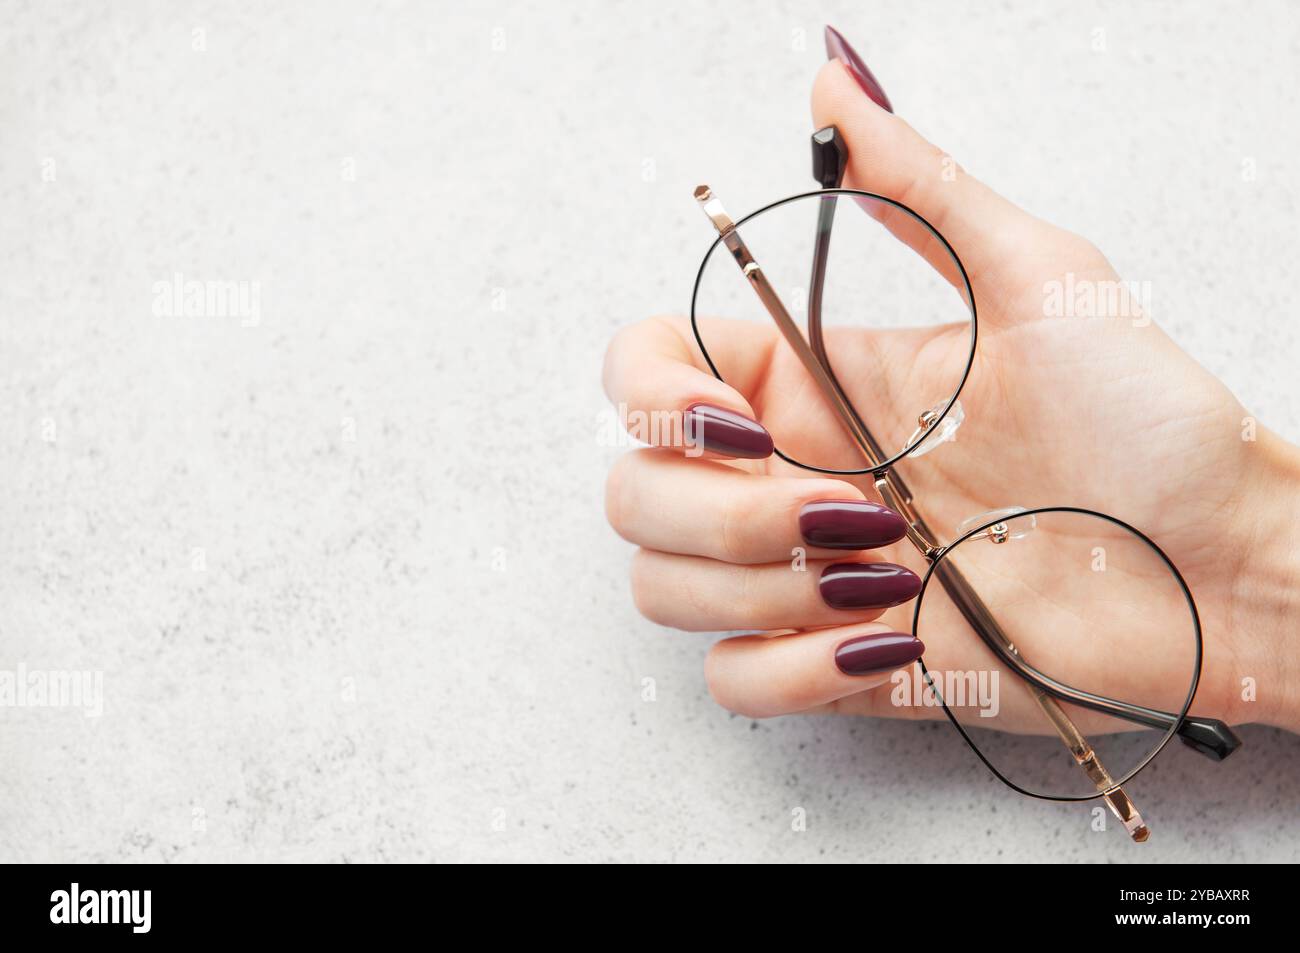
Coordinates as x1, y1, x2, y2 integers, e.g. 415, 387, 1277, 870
715, 238, 1250, 728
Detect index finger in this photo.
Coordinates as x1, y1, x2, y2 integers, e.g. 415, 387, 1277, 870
602, 314, 775, 459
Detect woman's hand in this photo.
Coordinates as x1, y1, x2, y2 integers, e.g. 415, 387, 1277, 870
603, 57, 1300, 734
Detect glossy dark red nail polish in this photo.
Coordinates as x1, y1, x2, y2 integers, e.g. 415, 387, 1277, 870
825, 25, 893, 113
819, 562, 920, 610
835, 631, 924, 676
799, 499, 908, 550
683, 403, 773, 459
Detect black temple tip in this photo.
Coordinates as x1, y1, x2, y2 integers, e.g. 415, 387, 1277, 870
1177, 716, 1243, 761
811, 126, 848, 189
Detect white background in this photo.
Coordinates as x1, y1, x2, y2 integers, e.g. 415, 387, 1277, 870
2, 0, 1297, 862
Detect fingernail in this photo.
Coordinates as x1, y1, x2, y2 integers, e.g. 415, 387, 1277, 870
799, 499, 908, 550
824, 25, 893, 113
835, 631, 924, 676
820, 562, 921, 610
684, 403, 773, 459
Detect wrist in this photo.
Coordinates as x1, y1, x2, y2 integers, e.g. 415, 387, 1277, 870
1227, 428, 1300, 731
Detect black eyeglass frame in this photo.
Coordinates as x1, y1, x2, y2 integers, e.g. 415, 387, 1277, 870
691, 187, 978, 476
914, 505, 1204, 803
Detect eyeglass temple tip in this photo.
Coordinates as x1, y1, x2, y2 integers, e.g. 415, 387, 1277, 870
811, 125, 848, 188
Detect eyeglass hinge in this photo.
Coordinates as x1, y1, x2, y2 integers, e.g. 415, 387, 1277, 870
874, 474, 939, 558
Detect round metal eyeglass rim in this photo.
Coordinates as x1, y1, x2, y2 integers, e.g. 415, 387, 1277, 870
689, 187, 979, 476
910, 504, 1203, 802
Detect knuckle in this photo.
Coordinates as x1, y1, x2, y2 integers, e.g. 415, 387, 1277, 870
1041, 227, 1107, 269
600, 326, 631, 393
730, 564, 778, 629
704, 642, 760, 716
603, 316, 667, 393
893, 142, 952, 214
630, 549, 694, 629
676, 564, 719, 631
1069, 235, 1110, 270
628, 549, 662, 623
704, 638, 804, 718
715, 484, 755, 563
603, 452, 635, 537
646, 313, 687, 337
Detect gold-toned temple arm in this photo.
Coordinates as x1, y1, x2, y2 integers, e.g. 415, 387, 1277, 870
1033, 684, 1149, 840
694, 184, 1147, 841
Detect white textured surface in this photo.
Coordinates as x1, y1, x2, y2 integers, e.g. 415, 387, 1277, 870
2, 0, 1298, 863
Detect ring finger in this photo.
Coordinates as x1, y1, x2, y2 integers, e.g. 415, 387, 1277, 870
631, 549, 922, 632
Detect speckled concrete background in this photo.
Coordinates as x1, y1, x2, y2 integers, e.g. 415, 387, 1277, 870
2, 0, 1297, 863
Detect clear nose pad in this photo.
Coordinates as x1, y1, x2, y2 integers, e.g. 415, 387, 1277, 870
904, 399, 964, 457
955, 506, 1037, 544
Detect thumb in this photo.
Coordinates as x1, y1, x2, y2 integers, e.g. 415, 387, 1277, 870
812, 33, 1054, 304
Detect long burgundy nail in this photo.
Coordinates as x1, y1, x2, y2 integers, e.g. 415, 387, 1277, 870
800, 500, 908, 550
820, 562, 920, 610
835, 631, 924, 676
684, 403, 773, 459
825, 25, 893, 113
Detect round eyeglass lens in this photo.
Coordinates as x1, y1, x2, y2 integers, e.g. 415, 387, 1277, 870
691, 190, 976, 473
911, 508, 1200, 800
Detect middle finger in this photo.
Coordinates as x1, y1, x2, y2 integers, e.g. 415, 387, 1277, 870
606, 449, 909, 564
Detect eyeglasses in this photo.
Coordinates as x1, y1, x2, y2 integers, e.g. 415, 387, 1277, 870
689, 126, 1242, 841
